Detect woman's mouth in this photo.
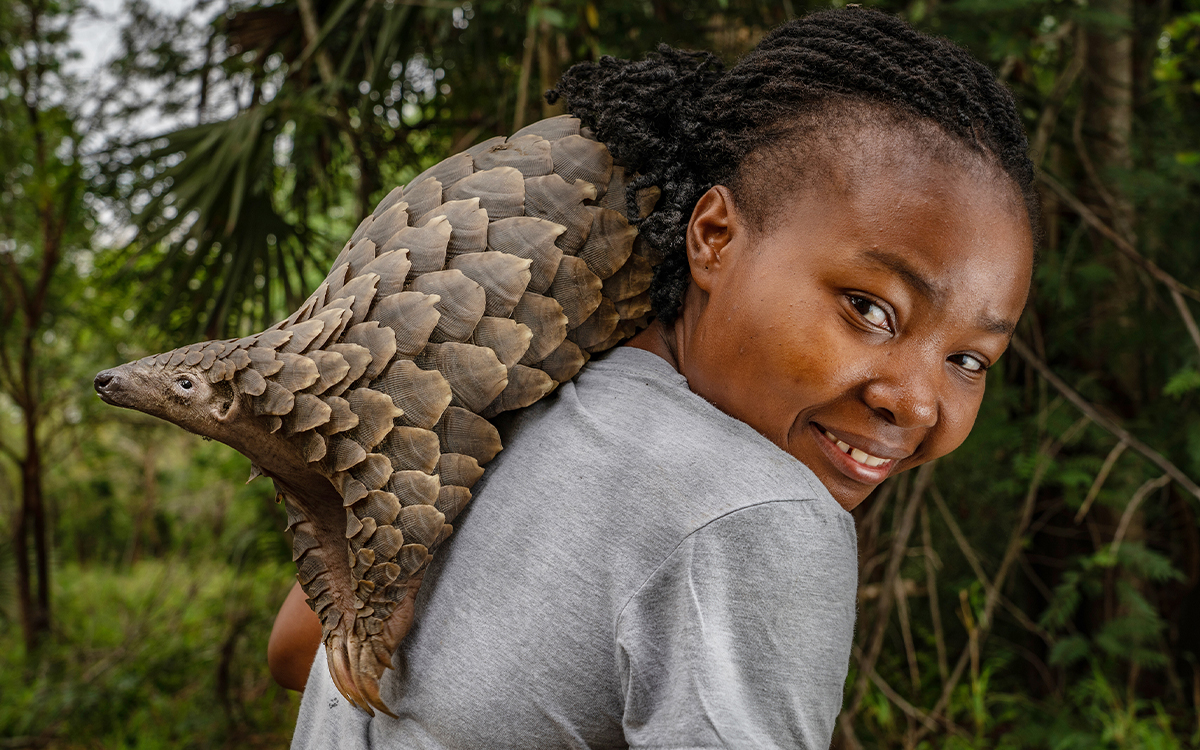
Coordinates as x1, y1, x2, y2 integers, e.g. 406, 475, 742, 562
810, 423, 902, 484
822, 429, 890, 467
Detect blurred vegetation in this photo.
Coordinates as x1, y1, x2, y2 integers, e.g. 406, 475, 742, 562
1, 0, 1199, 747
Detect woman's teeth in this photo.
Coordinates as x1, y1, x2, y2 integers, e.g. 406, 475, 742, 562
823, 430, 890, 468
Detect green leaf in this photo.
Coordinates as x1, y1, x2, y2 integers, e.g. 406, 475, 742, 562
1049, 635, 1090, 667
1164, 367, 1200, 398
1040, 571, 1082, 629
1116, 542, 1186, 583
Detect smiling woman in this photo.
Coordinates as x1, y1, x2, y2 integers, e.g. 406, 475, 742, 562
283, 7, 1038, 749
635, 117, 1034, 510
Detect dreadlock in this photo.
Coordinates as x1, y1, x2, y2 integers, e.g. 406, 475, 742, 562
546, 7, 1038, 323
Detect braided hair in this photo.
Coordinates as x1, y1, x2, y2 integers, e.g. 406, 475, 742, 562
546, 7, 1038, 323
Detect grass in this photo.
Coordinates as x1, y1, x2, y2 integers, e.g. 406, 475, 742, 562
0, 557, 301, 749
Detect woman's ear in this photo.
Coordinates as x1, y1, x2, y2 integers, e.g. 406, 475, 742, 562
685, 185, 741, 293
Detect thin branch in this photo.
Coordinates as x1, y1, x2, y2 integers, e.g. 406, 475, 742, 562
295, 0, 338, 85
931, 485, 1054, 643
1110, 475, 1171, 555
1037, 171, 1200, 303
894, 574, 921, 691
1170, 288, 1200, 358
913, 430, 1063, 743
1076, 440, 1128, 522
857, 479, 896, 587
993, 633, 1057, 695
1009, 336, 1200, 501
512, 13, 537, 133
846, 462, 936, 717
850, 645, 970, 739
1030, 24, 1085, 167
920, 502, 949, 684
1017, 553, 1062, 616
1070, 93, 1129, 241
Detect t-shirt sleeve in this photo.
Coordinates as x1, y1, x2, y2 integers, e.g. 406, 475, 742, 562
615, 498, 858, 750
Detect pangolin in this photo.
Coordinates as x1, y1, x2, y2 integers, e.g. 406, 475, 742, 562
93, 115, 660, 717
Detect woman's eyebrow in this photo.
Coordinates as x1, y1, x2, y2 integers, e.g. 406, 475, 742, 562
978, 313, 1017, 337
859, 249, 1018, 337
858, 248, 943, 304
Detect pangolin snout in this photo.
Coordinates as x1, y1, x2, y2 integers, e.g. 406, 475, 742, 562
93, 368, 126, 405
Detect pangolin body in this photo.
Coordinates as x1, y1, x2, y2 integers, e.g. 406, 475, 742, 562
93, 116, 660, 716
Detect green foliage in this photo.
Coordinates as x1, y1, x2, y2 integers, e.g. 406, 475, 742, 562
96, 0, 807, 337
2, 0, 1200, 745
0, 559, 299, 748
1163, 368, 1200, 399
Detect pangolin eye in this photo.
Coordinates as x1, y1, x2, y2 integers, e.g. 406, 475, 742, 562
179, 378, 193, 390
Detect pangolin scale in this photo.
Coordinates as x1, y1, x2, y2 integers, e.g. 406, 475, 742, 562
93, 115, 660, 716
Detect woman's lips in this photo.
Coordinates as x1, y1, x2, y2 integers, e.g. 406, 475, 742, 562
810, 423, 901, 484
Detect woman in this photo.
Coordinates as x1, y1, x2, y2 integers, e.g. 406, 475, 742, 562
277, 8, 1036, 748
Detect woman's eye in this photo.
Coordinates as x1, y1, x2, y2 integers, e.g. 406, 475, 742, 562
849, 295, 891, 331
950, 354, 988, 373
179, 378, 193, 390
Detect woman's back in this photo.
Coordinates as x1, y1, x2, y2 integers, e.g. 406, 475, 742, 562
292, 347, 858, 749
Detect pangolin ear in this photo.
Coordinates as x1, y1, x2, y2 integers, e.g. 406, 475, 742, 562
213, 379, 237, 420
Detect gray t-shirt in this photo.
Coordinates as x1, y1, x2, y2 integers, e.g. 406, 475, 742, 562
292, 347, 858, 749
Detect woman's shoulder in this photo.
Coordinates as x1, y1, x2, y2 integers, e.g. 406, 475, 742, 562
477, 345, 840, 540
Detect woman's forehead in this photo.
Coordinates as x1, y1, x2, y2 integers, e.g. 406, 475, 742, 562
744, 145, 1034, 322
733, 112, 1025, 235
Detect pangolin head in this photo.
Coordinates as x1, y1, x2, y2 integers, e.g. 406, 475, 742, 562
93, 325, 447, 717
94, 346, 243, 440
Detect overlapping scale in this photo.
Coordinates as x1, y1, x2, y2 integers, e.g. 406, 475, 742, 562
410, 270, 487, 344
447, 252, 532, 318
470, 317, 533, 369
472, 134, 553, 176
444, 167, 525, 220
434, 407, 502, 465
487, 216, 565, 294
523, 175, 596, 253
512, 292, 569, 365
423, 199, 488, 259
548, 256, 604, 329
415, 342, 508, 414
550, 135, 613, 192
378, 219, 450, 277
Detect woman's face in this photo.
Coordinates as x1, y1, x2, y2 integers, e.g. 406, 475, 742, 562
647, 137, 1034, 511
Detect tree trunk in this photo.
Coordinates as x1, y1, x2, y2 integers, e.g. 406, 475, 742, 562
15, 406, 50, 652
1082, 0, 1135, 241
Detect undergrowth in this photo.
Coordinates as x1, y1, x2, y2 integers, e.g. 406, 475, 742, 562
0, 558, 300, 749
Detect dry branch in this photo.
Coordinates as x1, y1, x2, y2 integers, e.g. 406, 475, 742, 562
931, 486, 1053, 643
1030, 25, 1085, 167
920, 503, 949, 684
844, 463, 936, 730
1170, 289, 1200, 357
849, 645, 971, 739
911, 428, 1067, 743
1037, 171, 1200, 303
1009, 336, 1200, 501
1110, 475, 1171, 555
1076, 440, 1128, 522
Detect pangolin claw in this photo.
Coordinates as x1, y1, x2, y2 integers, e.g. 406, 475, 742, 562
327, 632, 399, 718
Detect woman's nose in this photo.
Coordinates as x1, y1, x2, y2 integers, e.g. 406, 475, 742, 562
862, 354, 939, 429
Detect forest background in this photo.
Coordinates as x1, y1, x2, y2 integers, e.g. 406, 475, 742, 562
2, 0, 1200, 747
